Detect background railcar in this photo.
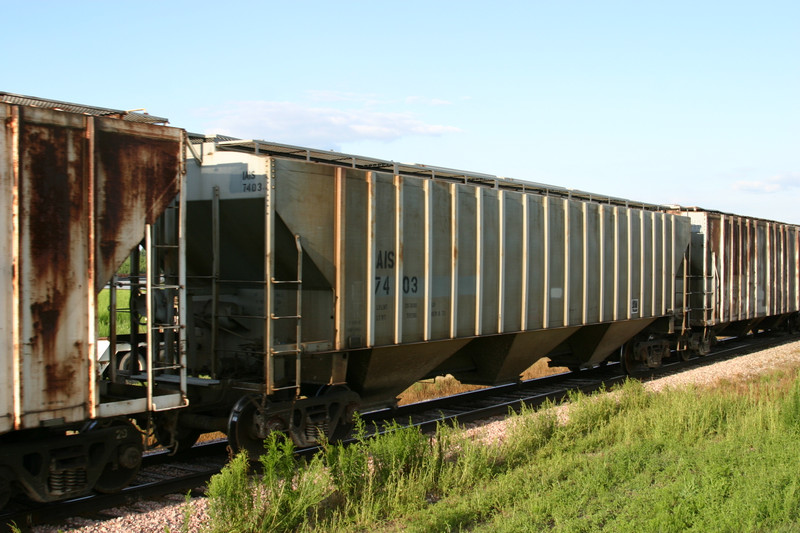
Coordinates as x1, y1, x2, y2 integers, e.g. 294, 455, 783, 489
675, 208, 800, 352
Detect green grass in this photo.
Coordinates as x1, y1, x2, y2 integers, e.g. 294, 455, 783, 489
96, 288, 144, 337
97, 252, 147, 338
202, 367, 800, 532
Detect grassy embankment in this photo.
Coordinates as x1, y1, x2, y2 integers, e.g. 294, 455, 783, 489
200, 364, 800, 532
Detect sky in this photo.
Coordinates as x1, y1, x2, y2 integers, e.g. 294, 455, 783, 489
2, 1, 798, 222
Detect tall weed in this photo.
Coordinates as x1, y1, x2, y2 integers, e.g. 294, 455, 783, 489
781, 377, 800, 432
205, 435, 332, 532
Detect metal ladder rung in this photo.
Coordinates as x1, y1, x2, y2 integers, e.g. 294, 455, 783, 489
151, 324, 181, 331
271, 314, 301, 320
272, 280, 301, 285
270, 384, 299, 392
271, 349, 301, 355
150, 284, 181, 290
151, 364, 183, 372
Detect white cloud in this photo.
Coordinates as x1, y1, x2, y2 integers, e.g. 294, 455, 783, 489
404, 96, 453, 106
198, 99, 461, 149
305, 90, 382, 105
305, 91, 454, 108
733, 172, 800, 194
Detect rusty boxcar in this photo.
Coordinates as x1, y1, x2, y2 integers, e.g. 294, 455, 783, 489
0, 94, 185, 506
675, 207, 800, 352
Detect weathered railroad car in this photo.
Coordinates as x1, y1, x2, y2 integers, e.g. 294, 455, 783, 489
0, 94, 185, 506
674, 207, 800, 351
176, 136, 692, 454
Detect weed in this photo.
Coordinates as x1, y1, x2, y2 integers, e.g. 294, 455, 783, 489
181, 491, 193, 533
781, 377, 800, 432
205, 436, 332, 532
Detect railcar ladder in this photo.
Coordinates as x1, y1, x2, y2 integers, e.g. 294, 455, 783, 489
144, 199, 188, 412
268, 234, 303, 396
686, 260, 719, 326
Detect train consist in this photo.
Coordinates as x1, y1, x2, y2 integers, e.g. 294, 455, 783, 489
1, 93, 798, 507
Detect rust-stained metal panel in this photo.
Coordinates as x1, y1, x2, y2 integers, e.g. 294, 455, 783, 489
0, 102, 183, 433
18, 106, 90, 427
94, 118, 182, 292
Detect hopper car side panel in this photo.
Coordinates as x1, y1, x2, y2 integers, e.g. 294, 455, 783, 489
185, 145, 692, 411
324, 165, 691, 347
17, 105, 93, 428
94, 116, 183, 293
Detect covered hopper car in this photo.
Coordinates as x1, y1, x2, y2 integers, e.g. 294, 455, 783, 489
1, 93, 799, 507
179, 135, 695, 455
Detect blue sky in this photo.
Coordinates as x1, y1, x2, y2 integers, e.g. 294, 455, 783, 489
3, 1, 798, 221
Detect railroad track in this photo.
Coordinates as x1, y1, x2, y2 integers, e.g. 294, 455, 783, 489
0, 443, 228, 531
362, 365, 624, 434
6, 332, 796, 531
361, 332, 794, 436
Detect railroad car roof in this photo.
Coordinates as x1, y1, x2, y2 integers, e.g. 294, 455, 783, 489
189, 133, 674, 213
0, 92, 169, 125
668, 205, 800, 227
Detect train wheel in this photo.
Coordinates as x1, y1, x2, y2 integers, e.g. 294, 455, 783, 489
155, 423, 200, 455
693, 338, 711, 357
169, 428, 201, 455
228, 396, 286, 459
680, 349, 691, 362
118, 350, 146, 374
622, 342, 645, 375
94, 420, 143, 494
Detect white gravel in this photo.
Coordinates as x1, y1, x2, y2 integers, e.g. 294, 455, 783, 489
32, 338, 800, 533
